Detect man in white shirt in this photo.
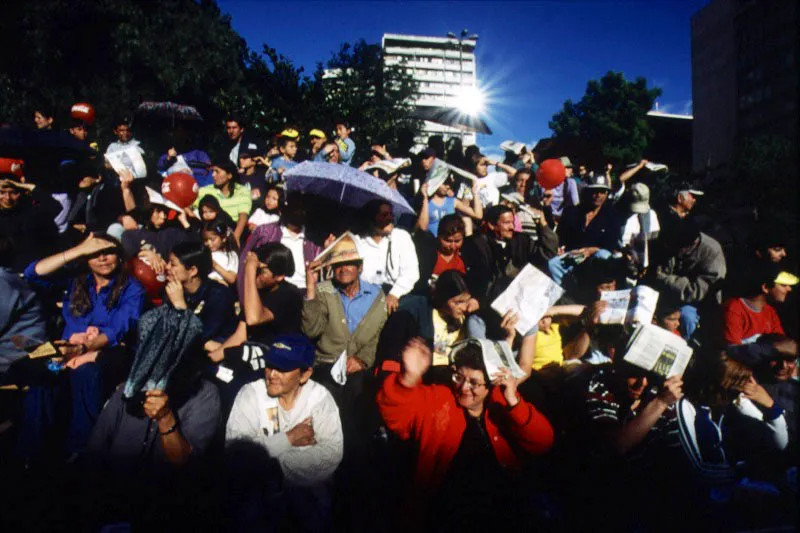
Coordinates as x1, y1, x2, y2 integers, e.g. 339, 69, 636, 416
226, 334, 343, 530
281, 224, 308, 289
105, 117, 147, 178
620, 182, 660, 270
353, 200, 419, 315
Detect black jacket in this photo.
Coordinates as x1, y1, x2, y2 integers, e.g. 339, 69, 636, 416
557, 204, 621, 252
461, 225, 558, 301
0, 195, 60, 272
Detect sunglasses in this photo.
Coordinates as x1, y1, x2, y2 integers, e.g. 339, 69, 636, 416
542, 194, 553, 199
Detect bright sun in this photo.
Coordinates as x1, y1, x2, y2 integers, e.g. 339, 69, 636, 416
454, 85, 486, 116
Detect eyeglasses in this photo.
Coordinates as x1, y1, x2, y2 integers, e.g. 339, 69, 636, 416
452, 372, 487, 391
325, 150, 338, 160
542, 194, 553, 199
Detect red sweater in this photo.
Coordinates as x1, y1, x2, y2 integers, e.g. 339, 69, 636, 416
377, 373, 554, 489
723, 298, 785, 345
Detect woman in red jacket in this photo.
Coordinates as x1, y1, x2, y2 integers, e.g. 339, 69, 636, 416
378, 337, 554, 530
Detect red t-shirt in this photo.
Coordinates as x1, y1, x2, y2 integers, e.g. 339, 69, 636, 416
432, 252, 466, 276
723, 298, 785, 345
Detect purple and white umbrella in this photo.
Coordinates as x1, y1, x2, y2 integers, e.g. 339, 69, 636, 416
284, 161, 415, 216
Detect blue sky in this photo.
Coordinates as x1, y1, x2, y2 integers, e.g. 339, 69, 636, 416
219, 0, 707, 153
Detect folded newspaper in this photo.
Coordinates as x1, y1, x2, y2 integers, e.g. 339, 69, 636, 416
145, 186, 183, 212
625, 161, 668, 172
491, 264, 564, 334
624, 323, 693, 378
105, 146, 147, 179
500, 140, 527, 155
312, 231, 357, 271
599, 285, 659, 326
449, 338, 527, 379
362, 158, 411, 175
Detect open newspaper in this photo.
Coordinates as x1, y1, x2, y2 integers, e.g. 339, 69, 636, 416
491, 264, 564, 334
500, 140, 527, 155
105, 145, 147, 179
624, 323, 693, 378
362, 158, 411, 175
599, 285, 659, 326
450, 338, 527, 379
625, 161, 668, 172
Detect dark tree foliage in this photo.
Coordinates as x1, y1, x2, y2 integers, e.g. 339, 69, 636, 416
311, 40, 420, 160
549, 71, 662, 166
0, 0, 248, 141
0, 2, 419, 161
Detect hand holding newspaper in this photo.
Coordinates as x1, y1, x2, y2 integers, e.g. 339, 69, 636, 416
311, 231, 357, 272
599, 285, 659, 326
362, 158, 411, 175
331, 350, 347, 385
491, 264, 564, 334
105, 145, 147, 179
623, 323, 693, 378
450, 338, 527, 379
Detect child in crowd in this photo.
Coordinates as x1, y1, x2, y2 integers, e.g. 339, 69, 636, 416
203, 221, 239, 286
248, 183, 284, 230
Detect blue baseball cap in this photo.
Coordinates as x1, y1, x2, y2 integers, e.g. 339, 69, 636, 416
264, 334, 316, 371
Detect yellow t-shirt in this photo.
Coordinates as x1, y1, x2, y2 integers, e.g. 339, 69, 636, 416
432, 310, 464, 366
532, 323, 563, 370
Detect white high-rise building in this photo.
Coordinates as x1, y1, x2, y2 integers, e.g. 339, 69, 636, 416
382, 33, 478, 147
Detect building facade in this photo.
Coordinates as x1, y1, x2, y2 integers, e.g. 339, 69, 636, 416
382, 33, 478, 147
691, 0, 798, 178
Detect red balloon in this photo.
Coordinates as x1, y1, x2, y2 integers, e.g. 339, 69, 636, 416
161, 172, 198, 208
128, 257, 165, 301
536, 159, 566, 190
70, 102, 96, 125
0, 158, 24, 178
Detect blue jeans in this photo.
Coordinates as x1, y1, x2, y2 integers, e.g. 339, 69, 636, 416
466, 314, 487, 339
21, 362, 103, 459
680, 305, 699, 340
548, 249, 613, 285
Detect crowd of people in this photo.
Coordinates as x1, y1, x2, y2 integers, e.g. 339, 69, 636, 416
0, 104, 797, 532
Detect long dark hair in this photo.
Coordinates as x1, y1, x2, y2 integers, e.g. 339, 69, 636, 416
202, 220, 239, 255
198, 195, 235, 228
69, 235, 130, 317
172, 240, 213, 280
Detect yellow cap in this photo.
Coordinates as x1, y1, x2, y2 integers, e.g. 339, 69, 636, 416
775, 271, 799, 285
280, 128, 299, 139
308, 128, 327, 139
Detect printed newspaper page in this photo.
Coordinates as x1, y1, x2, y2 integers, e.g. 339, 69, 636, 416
105, 146, 147, 178
491, 264, 564, 334
623, 323, 693, 378
450, 339, 527, 379
599, 285, 659, 326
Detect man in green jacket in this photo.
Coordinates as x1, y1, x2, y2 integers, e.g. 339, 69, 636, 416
303, 234, 387, 388
303, 234, 387, 469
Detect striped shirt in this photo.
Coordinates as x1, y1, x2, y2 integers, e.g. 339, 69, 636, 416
585, 366, 681, 459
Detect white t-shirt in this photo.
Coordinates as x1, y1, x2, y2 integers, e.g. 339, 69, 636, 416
248, 209, 280, 228
281, 226, 307, 289
210, 250, 239, 284
225, 379, 344, 487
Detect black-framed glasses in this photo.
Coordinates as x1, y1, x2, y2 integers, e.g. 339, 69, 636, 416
452, 372, 487, 391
